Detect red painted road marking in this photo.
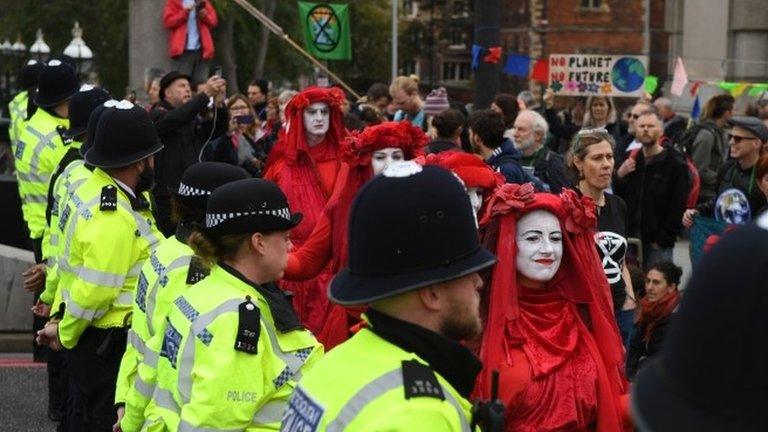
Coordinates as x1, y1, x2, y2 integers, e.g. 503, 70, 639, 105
0, 358, 47, 368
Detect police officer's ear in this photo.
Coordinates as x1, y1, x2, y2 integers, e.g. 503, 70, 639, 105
248, 232, 267, 256
416, 284, 443, 312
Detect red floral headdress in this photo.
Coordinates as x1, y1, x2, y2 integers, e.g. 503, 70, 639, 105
341, 121, 427, 167
477, 185, 627, 422
418, 151, 505, 190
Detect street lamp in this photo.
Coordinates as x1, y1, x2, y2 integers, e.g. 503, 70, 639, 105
0, 39, 12, 100
63, 22, 93, 79
29, 29, 51, 62
10, 36, 27, 94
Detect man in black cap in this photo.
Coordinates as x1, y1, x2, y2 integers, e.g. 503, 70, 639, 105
632, 218, 768, 431
684, 115, 768, 228
36, 101, 164, 431
150, 70, 227, 236
281, 162, 498, 432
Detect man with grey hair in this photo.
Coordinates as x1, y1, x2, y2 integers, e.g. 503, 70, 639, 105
513, 109, 571, 192
653, 97, 688, 143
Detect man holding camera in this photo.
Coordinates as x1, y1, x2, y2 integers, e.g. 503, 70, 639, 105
150, 70, 228, 236
163, 0, 218, 83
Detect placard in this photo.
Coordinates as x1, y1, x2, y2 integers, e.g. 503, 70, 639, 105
549, 54, 648, 96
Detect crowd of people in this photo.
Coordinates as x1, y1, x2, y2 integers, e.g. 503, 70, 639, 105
3, 6, 768, 431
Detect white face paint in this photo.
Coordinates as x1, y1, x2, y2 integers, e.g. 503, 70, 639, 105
371, 147, 405, 176
303, 102, 330, 137
515, 210, 563, 284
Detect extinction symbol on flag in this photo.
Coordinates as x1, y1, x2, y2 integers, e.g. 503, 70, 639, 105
307, 4, 341, 53
298, 2, 352, 60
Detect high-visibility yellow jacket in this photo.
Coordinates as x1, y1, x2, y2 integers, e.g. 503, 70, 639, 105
58, 168, 163, 349
143, 264, 323, 432
117, 228, 208, 432
15, 107, 69, 240
39, 144, 90, 307
8, 90, 28, 153
280, 327, 476, 432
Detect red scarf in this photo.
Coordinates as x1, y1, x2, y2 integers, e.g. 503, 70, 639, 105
637, 289, 679, 343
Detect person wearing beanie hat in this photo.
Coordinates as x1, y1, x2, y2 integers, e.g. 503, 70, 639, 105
149, 69, 227, 237
263, 86, 348, 334
283, 121, 427, 349
7, 59, 44, 150
15, 59, 79, 263
475, 184, 629, 431
116, 162, 248, 432
423, 87, 451, 117
632, 219, 768, 432
281, 163, 496, 431
36, 100, 165, 431
144, 178, 322, 431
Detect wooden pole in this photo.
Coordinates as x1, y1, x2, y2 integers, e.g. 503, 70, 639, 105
230, 0, 361, 99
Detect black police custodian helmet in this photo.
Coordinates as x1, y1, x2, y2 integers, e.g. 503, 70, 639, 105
330, 163, 497, 305
33, 59, 79, 108
632, 219, 768, 432
176, 162, 249, 211
84, 100, 163, 168
204, 178, 302, 235
62, 86, 111, 139
80, 102, 110, 157
21, 60, 44, 90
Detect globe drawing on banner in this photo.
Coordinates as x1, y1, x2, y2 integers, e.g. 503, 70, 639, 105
611, 57, 647, 93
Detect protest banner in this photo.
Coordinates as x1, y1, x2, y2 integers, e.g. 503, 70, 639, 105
548, 54, 648, 97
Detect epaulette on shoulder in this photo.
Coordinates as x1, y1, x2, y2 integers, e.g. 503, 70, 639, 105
100, 185, 118, 211
56, 125, 73, 145
401, 360, 445, 400
185, 256, 210, 285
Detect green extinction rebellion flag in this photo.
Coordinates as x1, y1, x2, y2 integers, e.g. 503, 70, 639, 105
298, 2, 352, 60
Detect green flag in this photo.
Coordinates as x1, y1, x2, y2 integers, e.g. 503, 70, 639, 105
644, 75, 659, 94
298, 2, 352, 60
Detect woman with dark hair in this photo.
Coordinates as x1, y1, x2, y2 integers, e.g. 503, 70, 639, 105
569, 128, 637, 350
491, 93, 520, 140
207, 93, 268, 176
544, 89, 627, 149
427, 108, 465, 154
626, 261, 682, 379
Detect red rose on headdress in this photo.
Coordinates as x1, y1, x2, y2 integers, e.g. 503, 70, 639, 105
560, 188, 597, 234
340, 122, 427, 167
479, 182, 536, 225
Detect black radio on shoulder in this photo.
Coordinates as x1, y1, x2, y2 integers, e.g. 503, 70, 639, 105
234, 297, 260, 354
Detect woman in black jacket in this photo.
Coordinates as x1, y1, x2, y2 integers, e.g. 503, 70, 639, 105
626, 260, 682, 379
206, 94, 268, 177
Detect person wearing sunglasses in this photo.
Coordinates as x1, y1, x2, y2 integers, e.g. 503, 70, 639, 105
683, 116, 768, 228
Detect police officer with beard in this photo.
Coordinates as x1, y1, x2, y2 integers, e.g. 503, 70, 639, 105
37, 100, 164, 431
281, 162, 498, 431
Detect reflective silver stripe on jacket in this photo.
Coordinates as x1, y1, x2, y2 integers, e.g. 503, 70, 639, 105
324, 369, 471, 432
145, 255, 192, 337
117, 201, 161, 249
252, 399, 288, 425
62, 289, 107, 321
26, 126, 60, 171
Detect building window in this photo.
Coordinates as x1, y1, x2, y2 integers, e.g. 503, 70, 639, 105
442, 61, 471, 81
580, 0, 605, 11
448, 30, 467, 48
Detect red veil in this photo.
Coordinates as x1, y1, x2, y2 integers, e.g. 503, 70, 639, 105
476, 184, 628, 431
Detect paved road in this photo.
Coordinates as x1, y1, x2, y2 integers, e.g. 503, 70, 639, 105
0, 354, 54, 432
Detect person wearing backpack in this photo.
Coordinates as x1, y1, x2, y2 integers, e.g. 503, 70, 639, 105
688, 94, 734, 205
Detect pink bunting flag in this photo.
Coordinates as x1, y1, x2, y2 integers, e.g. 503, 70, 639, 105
671, 57, 688, 96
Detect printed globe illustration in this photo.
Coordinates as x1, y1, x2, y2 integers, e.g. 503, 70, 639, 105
611, 57, 646, 93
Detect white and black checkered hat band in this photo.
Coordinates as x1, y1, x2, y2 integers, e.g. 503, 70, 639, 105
206, 207, 292, 228
177, 182, 211, 197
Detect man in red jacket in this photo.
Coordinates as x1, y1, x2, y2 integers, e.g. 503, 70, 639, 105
163, 0, 218, 84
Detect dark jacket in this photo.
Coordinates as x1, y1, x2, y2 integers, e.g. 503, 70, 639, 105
663, 114, 688, 145
427, 138, 461, 154
615, 148, 689, 247
519, 145, 571, 193
626, 312, 674, 379
150, 94, 227, 234
697, 159, 767, 223
485, 139, 527, 185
